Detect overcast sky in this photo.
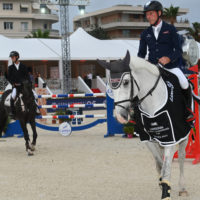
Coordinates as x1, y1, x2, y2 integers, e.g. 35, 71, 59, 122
54, 0, 199, 31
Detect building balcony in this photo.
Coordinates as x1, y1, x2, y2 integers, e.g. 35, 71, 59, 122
25, 29, 60, 38
0, 29, 59, 38
101, 21, 150, 30
0, 13, 58, 22
100, 19, 190, 30
32, 14, 59, 22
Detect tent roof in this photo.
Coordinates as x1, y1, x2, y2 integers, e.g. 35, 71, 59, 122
0, 36, 59, 61
40, 28, 139, 60
0, 28, 199, 61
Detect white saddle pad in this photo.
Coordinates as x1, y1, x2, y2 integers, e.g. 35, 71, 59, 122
4, 93, 11, 107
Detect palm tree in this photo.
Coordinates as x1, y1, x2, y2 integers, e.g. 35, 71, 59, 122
25, 29, 50, 38
187, 22, 200, 42
88, 26, 110, 40
164, 4, 179, 25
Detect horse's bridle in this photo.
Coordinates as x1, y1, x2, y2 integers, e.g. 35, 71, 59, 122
114, 68, 161, 111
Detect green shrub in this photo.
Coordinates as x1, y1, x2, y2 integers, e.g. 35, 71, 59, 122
55, 109, 72, 123
123, 122, 134, 135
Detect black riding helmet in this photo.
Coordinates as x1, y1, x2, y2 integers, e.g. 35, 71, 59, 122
144, 1, 163, 26
9, 51, 20, 58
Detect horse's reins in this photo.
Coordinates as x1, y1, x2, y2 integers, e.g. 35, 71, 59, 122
114, 66, 161, 111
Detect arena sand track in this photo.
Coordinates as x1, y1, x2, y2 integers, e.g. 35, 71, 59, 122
0, 123, 200, 200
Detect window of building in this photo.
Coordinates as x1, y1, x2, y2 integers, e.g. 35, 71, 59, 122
133, 14, 140, 19
40, 4, 50, 14
44, 24, 48, 29
122, 30, 130, 38
3, 3, 13, 10
4, 22, 13, 30
21, 22, 28, 31
20, 7, 28, 12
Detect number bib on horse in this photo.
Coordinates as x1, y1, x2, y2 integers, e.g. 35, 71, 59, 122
135, 69, 191, 146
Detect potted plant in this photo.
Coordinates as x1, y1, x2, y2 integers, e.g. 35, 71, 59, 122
52, 117, 56, 124
123, 122, 135, 138
55, 109, 72, 124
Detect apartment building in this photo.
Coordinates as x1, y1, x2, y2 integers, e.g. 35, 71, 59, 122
0, 0, 59, 38
73, 5, 190, 39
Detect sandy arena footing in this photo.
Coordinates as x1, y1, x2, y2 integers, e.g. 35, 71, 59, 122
0, 122, 200, 200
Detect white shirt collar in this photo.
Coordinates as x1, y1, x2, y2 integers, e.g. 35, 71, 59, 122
14, 62, 20, 70
152, 20, 163, 30
152, 20, 163, 39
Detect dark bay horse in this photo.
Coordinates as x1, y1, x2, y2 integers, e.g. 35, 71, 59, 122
0, 81, 38, 156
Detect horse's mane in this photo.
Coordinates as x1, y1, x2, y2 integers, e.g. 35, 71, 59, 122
130, 56, 159, 76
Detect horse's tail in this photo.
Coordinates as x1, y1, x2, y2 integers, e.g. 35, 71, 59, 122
0, 91, 10, 137
0, 103, 9, 137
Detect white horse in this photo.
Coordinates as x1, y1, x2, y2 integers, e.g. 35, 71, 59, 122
97, 51, 199, 200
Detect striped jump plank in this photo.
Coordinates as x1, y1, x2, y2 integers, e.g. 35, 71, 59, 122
36, 114, 106, 119
38, 93, 106, 99
38, 103, 106, 109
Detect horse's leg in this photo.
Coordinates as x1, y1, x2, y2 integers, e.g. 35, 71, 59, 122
19, 119, 33, 156
29, 119, 37, 151
160, 145, 176, 200
145, 142, 164, 184
178, 139, 189, 197
0, 107, 8, 137
0, 115, 6, 137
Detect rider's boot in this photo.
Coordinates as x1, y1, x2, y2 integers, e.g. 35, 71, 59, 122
182, 86, 195, 128
10, 98, 16, 119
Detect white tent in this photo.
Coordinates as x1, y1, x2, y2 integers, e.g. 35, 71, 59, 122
40, 28, 139, 60
0, 35, 59, 61
0, 28, 199, 61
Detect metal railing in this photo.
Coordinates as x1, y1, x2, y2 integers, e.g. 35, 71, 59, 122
100, 18, 189, 25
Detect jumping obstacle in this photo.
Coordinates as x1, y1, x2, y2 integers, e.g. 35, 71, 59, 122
2, 120, 23, 138
36, 89, 124, 137
38, 103, 106, 109
4, 89, 124, 137
36, 114, 106, 119
38, 93, 105, 98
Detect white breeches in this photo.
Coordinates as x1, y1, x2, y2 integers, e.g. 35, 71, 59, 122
11, 88, 17, 100
165, 67, 189, 90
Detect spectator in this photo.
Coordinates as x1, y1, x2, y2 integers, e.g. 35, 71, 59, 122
87, 72, 92, 88
28, 67, 34, 87
35, 72, 40, 88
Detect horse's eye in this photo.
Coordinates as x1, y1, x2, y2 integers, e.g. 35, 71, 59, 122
123, 79, 129, 86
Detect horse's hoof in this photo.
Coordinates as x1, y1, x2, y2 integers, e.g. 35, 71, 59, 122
30, 144, 36, 151
27, 149, 34, 156
161, 180, 171, 200
179, 191, 189, 197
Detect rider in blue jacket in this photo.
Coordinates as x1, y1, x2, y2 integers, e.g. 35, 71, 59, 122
138, 1, 194, 124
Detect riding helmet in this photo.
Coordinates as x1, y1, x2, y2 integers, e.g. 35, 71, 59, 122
144, 1, 163, 13
9, 51, 20, 58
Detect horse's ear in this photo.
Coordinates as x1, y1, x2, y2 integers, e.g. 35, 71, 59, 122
124, 50, 130, 66
97, 59, 111, 70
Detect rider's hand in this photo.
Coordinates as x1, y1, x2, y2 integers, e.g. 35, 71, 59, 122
158, 57, 171, 65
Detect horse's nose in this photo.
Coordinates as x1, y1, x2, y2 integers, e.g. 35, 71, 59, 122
119, 109, 128, 121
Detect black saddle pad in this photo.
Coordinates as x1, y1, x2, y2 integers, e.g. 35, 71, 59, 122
134, 67, 191, 146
